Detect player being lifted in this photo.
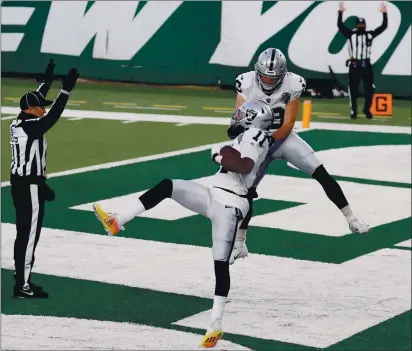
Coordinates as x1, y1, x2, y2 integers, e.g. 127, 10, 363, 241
229, 48, 371, 264
93, 99, 273, 348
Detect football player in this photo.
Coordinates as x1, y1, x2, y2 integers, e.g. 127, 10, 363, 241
93, 99, 273, 348
228, 48, 371, 265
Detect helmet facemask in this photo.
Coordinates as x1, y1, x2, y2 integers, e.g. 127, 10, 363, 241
255, 66, 286, 94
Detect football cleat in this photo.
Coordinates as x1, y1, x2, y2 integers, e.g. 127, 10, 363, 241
349, 218, 371, 234
200, 329, 224, 348
92, 203, 124, 236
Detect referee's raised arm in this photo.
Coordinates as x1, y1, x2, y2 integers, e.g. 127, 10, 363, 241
35, 59, 55, 101
22, 68, 80, 138
337, 2, 352, 38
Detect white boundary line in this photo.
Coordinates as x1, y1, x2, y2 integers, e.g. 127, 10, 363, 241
0, 141, 230, 188
1, 106, 410, 134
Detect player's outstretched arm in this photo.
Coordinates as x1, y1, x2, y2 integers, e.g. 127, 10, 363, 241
271, 97, 300, 142
235, 94, 246, 110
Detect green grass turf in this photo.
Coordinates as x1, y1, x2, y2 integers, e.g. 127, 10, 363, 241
2, 78, 411, 126
1, 118, 227, 182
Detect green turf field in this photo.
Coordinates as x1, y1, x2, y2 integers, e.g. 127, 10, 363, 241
1, 78, 411, 350
2, 78, 411, 125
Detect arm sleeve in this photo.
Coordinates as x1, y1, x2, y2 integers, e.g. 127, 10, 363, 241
36, 82, 51, 99
235, 74, 249, 101
22, 90, 69, 138
337, 11, 353, 38
371, 13, 388, 38
290, 77, 306, 101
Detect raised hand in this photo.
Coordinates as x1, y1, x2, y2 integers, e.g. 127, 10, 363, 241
62, 68, 80, 92
44, 59, 56, 84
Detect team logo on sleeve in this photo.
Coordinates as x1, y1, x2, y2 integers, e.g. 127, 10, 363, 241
280, 92, 291, 104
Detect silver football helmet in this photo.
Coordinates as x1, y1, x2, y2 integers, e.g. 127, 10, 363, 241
255, 48, 288, 94
228, 99, 274, 139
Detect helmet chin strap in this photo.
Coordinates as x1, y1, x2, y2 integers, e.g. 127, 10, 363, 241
260, 80, 281, 95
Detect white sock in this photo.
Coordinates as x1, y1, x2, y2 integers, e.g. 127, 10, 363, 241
210, 295, 227, 331
341, 205, 355, 223
116, 199, 146, 226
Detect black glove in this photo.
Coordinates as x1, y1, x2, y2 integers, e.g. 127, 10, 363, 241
247, 186, 258, 199
227, 125, 245, 140
43, 59, 56, 84
42, 182, 55, 202
62, 68, 80, 92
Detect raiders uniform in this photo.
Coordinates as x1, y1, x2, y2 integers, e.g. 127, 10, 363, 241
235, 71, 321, 180
236, 71, 305, 130
211, 127, 269, 209
173, 127, 269, 261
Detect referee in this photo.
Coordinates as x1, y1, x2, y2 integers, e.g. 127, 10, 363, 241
337, 1, 388, 119
10, 61, 79, 299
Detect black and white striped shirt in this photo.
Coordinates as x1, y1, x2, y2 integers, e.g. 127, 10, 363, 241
337, 12, 388, 61
10, 83, 70, 182
10, 117, 48, 177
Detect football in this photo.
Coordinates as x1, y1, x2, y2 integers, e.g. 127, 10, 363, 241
220, 146, 240, 158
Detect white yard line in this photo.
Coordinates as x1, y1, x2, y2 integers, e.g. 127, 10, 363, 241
0, 141, 231, 188
114, 105, 181, 111
317, 116, 349, 119
1, 106, 410, 134
1, 115, 16, 120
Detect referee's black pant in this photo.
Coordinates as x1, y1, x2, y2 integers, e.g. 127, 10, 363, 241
348, 60, 375, 117
11, 177, 45, 290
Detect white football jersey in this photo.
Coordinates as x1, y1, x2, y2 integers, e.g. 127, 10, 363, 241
211, 127, 269, 198
235, 71, 306, 130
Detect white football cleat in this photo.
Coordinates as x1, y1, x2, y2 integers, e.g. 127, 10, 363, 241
229, 243, 248, 265
349, 218, 371, 234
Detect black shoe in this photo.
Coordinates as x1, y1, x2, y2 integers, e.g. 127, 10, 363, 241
364, 110, 373, 119
29, 281, 44, 293
13, 286, 49, 299
350, 113, 357, 119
